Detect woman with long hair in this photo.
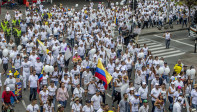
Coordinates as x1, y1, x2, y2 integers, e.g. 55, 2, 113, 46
154, 94, 165, 112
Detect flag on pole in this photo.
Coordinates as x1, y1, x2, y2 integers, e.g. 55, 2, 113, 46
37, 39, 50, 54
95, 59, 112, 89
37, 67, 44, 94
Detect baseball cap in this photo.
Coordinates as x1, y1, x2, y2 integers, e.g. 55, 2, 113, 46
178, 97, 182, 101
57, 104, 64, 108
155, 83, 160, 86
36, 57, 40, 60
142, 82, 146, 85
6, 87, 10, 91
171, 82, 175, 85
143, 100, 148, 103
177, 86, 182, 89
134, 92, 140, 96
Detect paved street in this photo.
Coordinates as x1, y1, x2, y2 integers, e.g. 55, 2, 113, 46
0, 0, 196, 112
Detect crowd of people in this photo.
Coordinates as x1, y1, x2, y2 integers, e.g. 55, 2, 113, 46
0, 0, 196, 112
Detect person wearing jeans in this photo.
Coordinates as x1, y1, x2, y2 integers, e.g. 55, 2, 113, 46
28, 70, 39, 101
56, 82, 69, 108
163, 31, 172, 49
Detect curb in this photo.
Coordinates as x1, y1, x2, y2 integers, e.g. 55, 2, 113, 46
140, 28, 188, 36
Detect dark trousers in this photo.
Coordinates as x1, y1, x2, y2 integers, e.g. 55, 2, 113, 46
70, 38, 74, 47
3, 64, 8, 72
113, 91, 121, 105
64, 59, 70, 67
152, 101, 155, 112
100, 92, 106, 104
29, 87, 37, 101
182, 20, 187, 27
142, 21, 148, 29
15, 37, 20, 46
6, 35, 11, 43
165, 39, 170, 49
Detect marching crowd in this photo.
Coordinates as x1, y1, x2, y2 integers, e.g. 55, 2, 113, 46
0, 0, 197, 112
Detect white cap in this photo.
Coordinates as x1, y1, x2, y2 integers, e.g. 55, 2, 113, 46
171, 82, 175, 84
6, 87, 10, 91
178, 97, 182, 101
9, 73, 13, 76
155, 83, 159, 86
75, 52, 78, 54
142, 82, 146, 85
130, 87, 135, 91
116, 67, 120, 71
121, 68, 125, 71
134, 92, 139, 96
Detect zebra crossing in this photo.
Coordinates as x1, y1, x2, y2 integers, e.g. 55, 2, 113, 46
137, 38, 185, 58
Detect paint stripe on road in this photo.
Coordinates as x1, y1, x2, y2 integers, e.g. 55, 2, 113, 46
154, 50, 181, 56
154, 35, 194, 47
176, 38, 190, 41
163, 52, 185, 58
151, 48, 175, 54
107, 93, 112, 98
22, 100, 26, 109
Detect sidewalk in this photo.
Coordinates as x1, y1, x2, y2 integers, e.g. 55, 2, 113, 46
140, 24, 188, 36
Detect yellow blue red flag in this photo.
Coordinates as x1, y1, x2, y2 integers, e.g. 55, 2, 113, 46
95, 59, 112, 89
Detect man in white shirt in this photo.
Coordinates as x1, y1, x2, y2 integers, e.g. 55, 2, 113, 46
28, 70, 39, 101
91, 90, 102, 112
191, 86, 197, 110
139, 100, 149, 112
26, 98, 40, 112
21, 56, 32, 90
138, 82, 148, 105
173, 97, 182, 112
151, 83, 161, 112
33, 57, 43, 77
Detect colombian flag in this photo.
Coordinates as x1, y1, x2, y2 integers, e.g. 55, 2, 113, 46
37, 39, 50, 54
37, 67, 44, 94
95, 59, 112, 89
114, 16, 118, 25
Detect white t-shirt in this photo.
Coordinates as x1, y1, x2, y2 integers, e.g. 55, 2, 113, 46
42, 75, 48, 85
191, 89, 197, 105
43, 103, 54, 112
26, 104, 39, 112
73, 87, 84, 98
4, 78, 16, 91
29, 75, 38, 88
48, 86, 57, 96
34, 62, 43, 74
151, 88, 161, 101
82, 105, 94, 112
39, 90, 49, 103
22, 61, 32, 74
91, 95, 102, 110
138, 86, 148, 99
130, 97, 140, 111
72, 103, 82, 112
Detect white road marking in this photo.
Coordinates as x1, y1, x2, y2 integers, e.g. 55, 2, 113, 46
148, 44, 163, 48
154, 35, 194, 47
145, 43, 158, 46
176, 38, 190, 41
106, 93, 112, 98
149, 46, 166, 51
138, 40, 152, 44
155, 50, 181, 56
162, 52, 185, 58
22, 100, 26, 109
152, 48, 175, 54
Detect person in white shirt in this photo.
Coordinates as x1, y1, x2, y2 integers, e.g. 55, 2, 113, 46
82, 67, 93, 89
39, 85, 49, 112
5, 12, 11, 21
139, 100, 149, 112
173, 97, 182, 112
33, 57, 43, 76
28, 70, 39, 101
71, 97, 82, 112
151, 83, 161, 112
43, 99, 54, 112
138, 82, 148, 105
91, 90, 102, 111
191, 86, 197, 110
82, 100, 94, 112
26, 98, 40, 112
163, 31, 172, 49
130, 92, 140, 112
21, 56, 32, 90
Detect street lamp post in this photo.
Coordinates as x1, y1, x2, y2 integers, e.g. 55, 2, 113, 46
194, 38, 197, 53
